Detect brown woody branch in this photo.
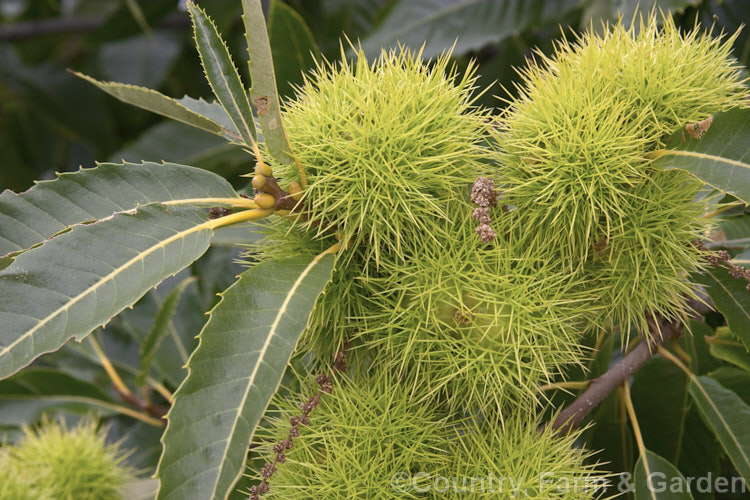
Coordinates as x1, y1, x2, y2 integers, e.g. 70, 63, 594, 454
547, 292, 713, 434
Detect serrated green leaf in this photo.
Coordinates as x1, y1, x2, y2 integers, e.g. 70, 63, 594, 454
0, 161, 239, 258
137, 277, 196, 387
242, 0, 298, 166
267, 0, 320, 98
177, 96, 239, 138
652, 108, 750, 204
631, 358, 689, 463
634, 449, 693, 500
188, 1, 257, 148
75, 72, 238, 140
0, 368, 136, 427
582, 0, 700, 33
708, 327, 750, 373
695, 266, 750, 350
689, 375, 750, 482
156, 254, 336, 500
676, 409, 721, 500
681, 320, 722, 376
710, 367, 750, 406
359, 0, 578, 60
0, 204, 224, 380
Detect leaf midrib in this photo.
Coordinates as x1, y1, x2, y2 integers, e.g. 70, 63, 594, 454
654, 149, 750, 170
640, 450, 658, 500
192, 5, 255, 145
0, 212, 215, 363
373, 0, 480, 45
0, 394, 161, 426
707, 271, 750, 323
207, 250, 331, 498
692, 377, 750, 472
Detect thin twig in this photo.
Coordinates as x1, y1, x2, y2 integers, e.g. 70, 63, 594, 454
546, 293, 712, 434
88, 336, 131, 397
113, 386, 168, 420
0, 12, 190, 41
88, 336, 168, 422
623, 380, 661, 494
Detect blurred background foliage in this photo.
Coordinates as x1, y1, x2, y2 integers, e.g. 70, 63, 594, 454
1, 0, 750, 495
4, 0, 749, 194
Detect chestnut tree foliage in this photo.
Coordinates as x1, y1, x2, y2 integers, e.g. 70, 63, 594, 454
2, 1, 750, 499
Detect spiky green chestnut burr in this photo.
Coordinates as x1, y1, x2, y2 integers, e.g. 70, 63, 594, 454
358, 201, 605, 414
250, 368, 451, 498
587, 170, 711, 333
6, 417, 134, 500
269, 45, 491, 264
497, 13, 746, 262
602, 14, 748, 143
494, 12, 747, 333
0, 450, 53, 500
447, 415, 606, 499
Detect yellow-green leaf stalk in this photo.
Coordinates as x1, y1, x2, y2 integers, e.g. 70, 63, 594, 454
493, 12, 749, 334
3, 417, 134, 500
